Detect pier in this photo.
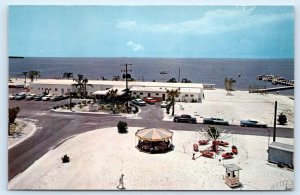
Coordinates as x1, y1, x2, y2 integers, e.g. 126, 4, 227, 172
249, 86, 294, 93
256, 75, 294, 87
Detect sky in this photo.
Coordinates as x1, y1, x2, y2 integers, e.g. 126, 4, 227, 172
8, 6, 294, 58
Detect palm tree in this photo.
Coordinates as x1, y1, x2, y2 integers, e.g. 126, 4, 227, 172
63, 72, 73, 80
82, 78, 93, 97
106, 89, 118, 113
20, 71, 28, 83
72, 74, 93, 98
167, 89, 180, 116
224, 77, 236, 95
28, 70, 41, 82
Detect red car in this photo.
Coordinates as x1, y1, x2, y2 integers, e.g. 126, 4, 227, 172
143, 97, 157, 104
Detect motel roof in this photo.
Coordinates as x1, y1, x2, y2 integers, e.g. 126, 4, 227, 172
30, 79, 203, 89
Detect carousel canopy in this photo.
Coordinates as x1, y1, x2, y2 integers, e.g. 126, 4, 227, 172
135, 128, 173, 141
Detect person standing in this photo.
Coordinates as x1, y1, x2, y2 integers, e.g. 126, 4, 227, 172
117, 173, 125, 190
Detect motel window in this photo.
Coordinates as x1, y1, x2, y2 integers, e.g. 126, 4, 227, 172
55, 88, 58, 91
191, 95, 194, 97
38, 88, 40, 90
106, 88, 110, 90
185, 94, 188, 97
140, 92, 143, 95
133, 92, 136, 95
156, 93, 159, 96
42, 88, 43, 90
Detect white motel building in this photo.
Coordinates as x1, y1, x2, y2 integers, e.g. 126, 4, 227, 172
28, 79, 204, 102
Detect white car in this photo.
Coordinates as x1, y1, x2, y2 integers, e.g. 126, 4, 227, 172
42, 94, 53, 101
26, 94, 35, 100
161, 101, 171, 108
9, 94, 15, 100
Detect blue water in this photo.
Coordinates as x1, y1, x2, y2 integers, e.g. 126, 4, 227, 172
9, 57, 294, 95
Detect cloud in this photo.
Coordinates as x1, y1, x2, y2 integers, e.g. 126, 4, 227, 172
126, 41, 144, 51
117, 8, 293, 35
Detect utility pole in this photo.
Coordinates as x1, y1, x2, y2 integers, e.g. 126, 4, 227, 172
121, 63, 132, 113
178, 67, 181, 83
273, 101, 277, 142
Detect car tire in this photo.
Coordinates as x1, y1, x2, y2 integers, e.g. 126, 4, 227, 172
175, 119, 178, 122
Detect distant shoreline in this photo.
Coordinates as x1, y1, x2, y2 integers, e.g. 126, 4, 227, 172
9, 56, 24, 59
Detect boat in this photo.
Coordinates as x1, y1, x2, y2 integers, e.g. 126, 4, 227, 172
160, 71, 168, 75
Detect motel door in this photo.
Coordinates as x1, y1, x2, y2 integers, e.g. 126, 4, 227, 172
61, 88, 64, 95
148, 93, 151, 97
162, 94, 165, 100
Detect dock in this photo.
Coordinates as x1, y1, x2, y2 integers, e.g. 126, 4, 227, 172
256, 75, 294, 87
249, 86, 294, 93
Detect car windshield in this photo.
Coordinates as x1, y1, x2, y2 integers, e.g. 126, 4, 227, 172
249, 120, 258, 123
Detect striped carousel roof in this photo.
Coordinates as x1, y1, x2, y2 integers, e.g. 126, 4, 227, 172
135, 128, 173, 141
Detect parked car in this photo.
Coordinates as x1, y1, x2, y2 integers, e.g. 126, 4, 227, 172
160, 101, 171, 108
42, 94, 53, 101
9, 94, 15, 100
50, 95, 63, 101
203, 117, 229, 126
240, 119, 267, 128
173, 114, 197, 123
15, 92, 27, 100
131, 98, 146, 106
143, 97, 157, 104
34, 94, 45, 101
26, 94, 35, 100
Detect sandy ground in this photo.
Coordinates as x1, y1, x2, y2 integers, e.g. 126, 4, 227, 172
163, 89, 294, 128
8, 118, 38, 149
8, 127, 294, 190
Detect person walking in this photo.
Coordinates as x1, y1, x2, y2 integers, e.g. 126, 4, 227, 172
117, 173, 125, 190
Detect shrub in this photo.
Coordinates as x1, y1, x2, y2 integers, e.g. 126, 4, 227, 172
277, 113, 287, 125
61, 154, 70, 163
117, 121, 128, 134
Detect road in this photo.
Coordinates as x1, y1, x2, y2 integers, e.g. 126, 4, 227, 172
8, 97, 294, 181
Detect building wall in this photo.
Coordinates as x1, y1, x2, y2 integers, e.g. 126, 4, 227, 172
30, 84, 72, 95
268, 147, 294, 167
29, 81, 203, 103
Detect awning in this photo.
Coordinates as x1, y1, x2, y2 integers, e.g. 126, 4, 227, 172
135, 128, 173, 141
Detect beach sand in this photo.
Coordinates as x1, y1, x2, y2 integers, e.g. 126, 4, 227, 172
8, 127, 294, 190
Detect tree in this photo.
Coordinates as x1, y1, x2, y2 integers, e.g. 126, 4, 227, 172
28, 70, 41, 82
207, 126, 220, 139
63, 72, 73, 80
20, 71, 28, 83
9, 107, 20, 135
224, 77, 236, 95
72, 74, 93, 98
167, 89, 180, 116
106, 89, 118, 113
277, 113, 287, 125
